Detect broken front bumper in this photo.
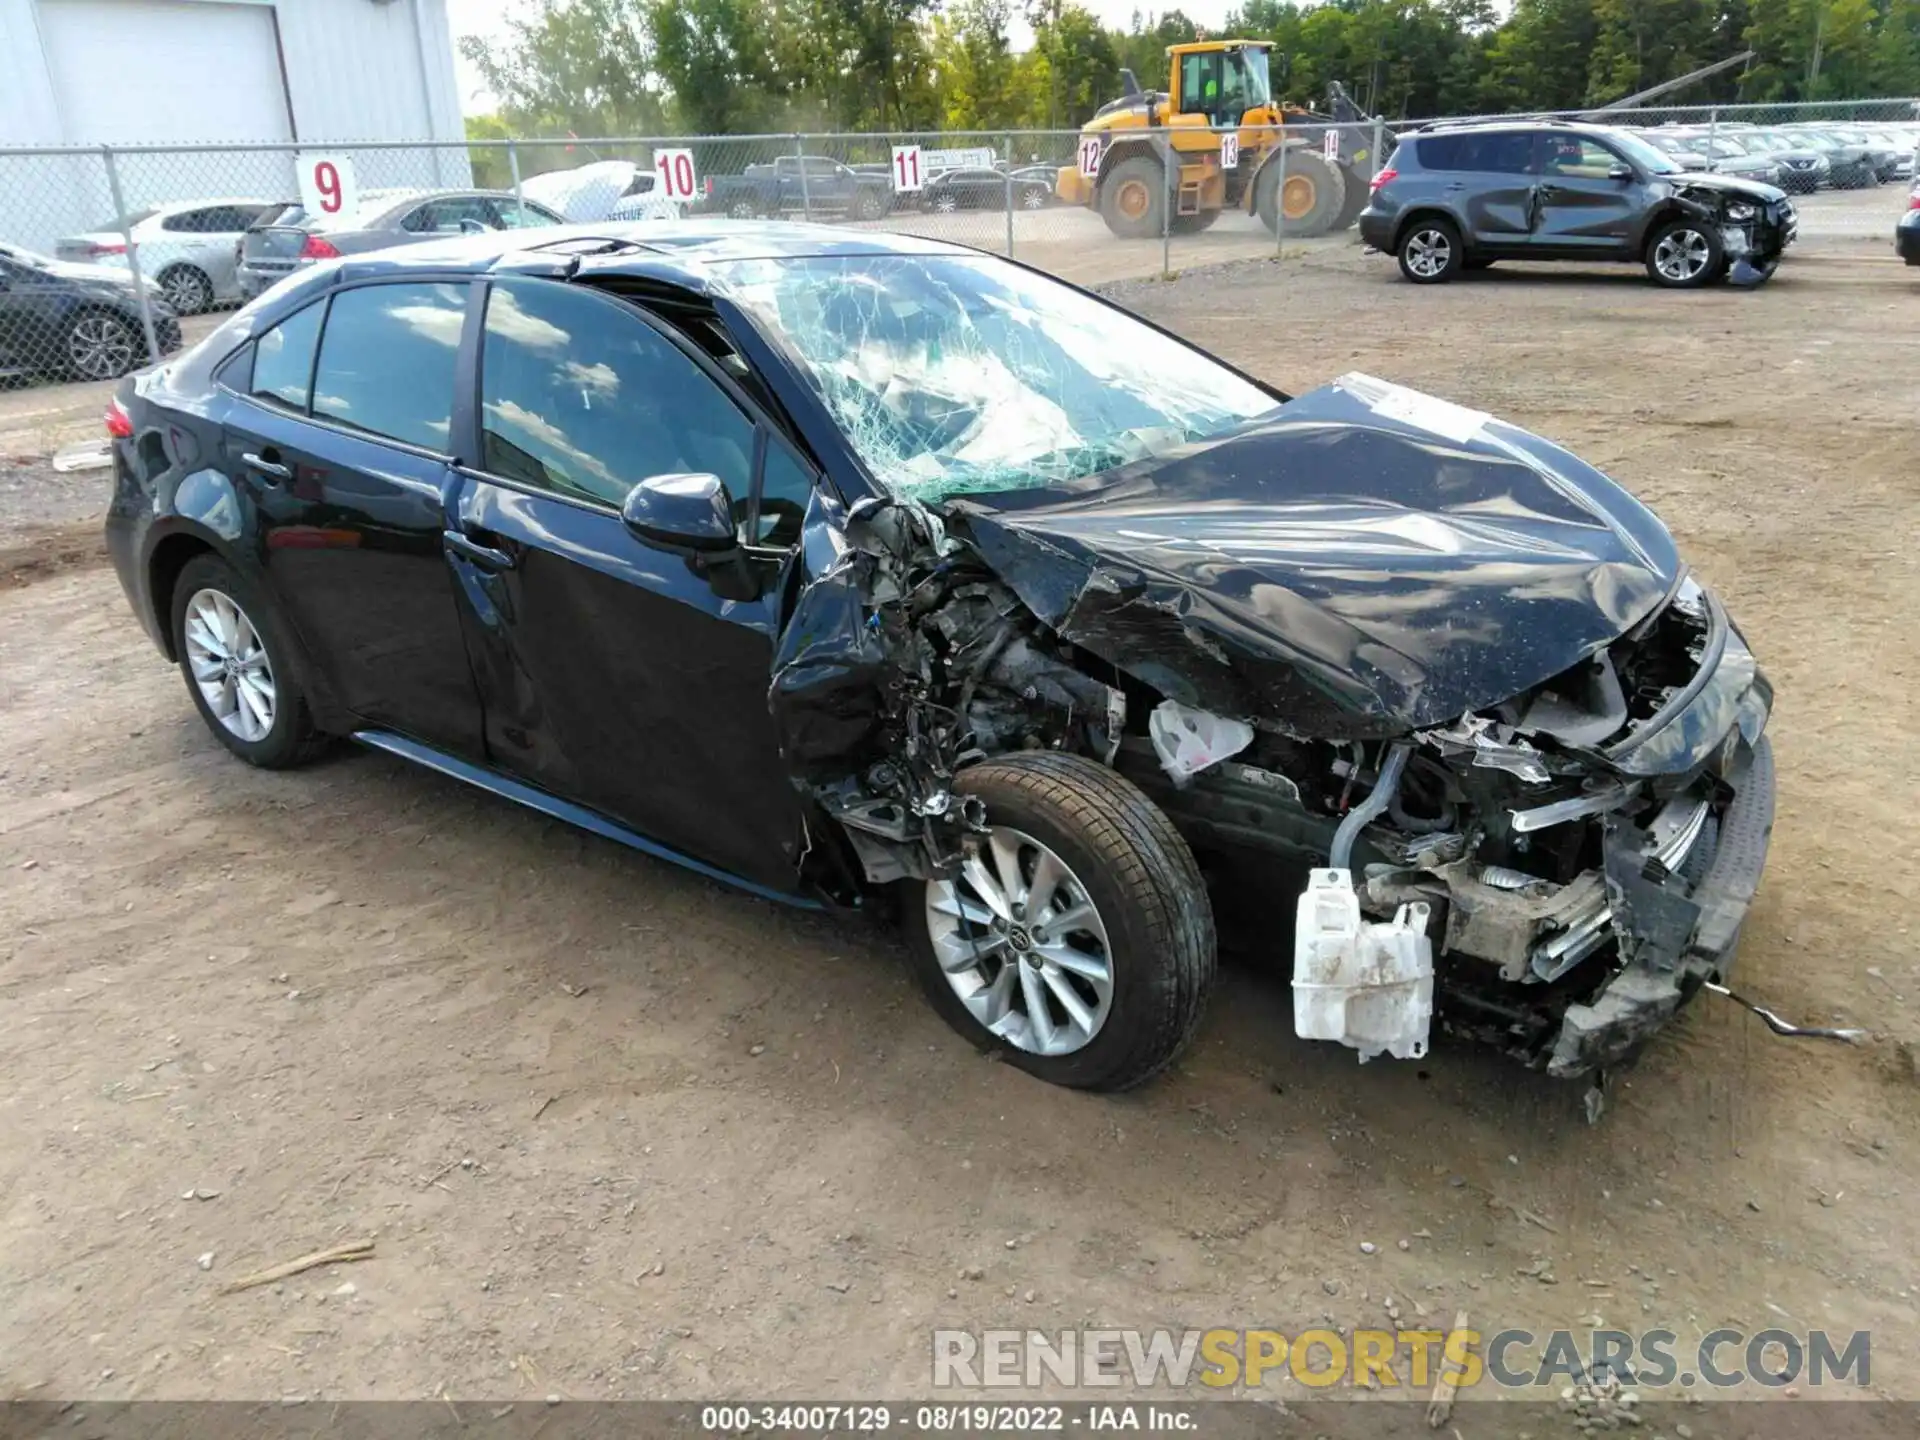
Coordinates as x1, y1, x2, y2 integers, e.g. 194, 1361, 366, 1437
1544, 731, 1775, 1078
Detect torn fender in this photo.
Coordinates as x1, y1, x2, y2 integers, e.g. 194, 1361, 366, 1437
945, 376, 1681, 739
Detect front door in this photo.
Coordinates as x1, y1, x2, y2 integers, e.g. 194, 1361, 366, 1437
1532, 134, 1641, 254
445, 275, 819, 892
219, 280, 484, 757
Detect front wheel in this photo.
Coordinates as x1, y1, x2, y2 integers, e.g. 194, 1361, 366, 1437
853, 189, 887, 221
903, 753, 1216, 1091
63, 310, 140, 381
1098, 156, 1165, 239
1645, 219, 1723, 287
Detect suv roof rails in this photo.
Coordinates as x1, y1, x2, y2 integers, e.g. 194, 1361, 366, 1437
1403, 116, 1589, 134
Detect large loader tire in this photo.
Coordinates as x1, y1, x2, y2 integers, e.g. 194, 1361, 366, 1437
1255, 149, 1345, 238
1332, 161, 1372, 232
1098, 156, 1166, 239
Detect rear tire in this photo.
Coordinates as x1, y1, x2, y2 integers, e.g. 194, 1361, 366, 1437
1098, 156, 1165, 239
169, 553, 328, 769
1397, 217, 1464, 283
853, 189, 887, 221
159, 264, 213, 316
1255, 149, 1345, 237
903, 753, 1216, 1092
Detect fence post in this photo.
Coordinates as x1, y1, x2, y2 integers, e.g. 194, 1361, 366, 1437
507, 140, 524, 222
1160, 129, 1173, 279
101, 145, 161, 367
1274, 138, 1289, 260
1005, 133, 1015, 258
1708, 108, 1719, 162
794, 134, 813, 221
1371, 115, 1385, 179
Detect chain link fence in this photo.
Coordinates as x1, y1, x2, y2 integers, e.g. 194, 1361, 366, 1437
1, 96, 1913, 394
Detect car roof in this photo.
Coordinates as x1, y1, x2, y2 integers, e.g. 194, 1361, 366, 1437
332, 220, 974, 292
1407, 118, 1623, 138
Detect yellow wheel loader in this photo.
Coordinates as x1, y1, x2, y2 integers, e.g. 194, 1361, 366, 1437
1056, 41, 1380, 240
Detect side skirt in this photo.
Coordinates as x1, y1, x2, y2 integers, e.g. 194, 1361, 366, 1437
351, 730, 823, 911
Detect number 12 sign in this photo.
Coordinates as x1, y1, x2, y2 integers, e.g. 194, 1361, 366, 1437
656, 149, 698, 203
297, 153, 359, 220
891, 145, 924, 193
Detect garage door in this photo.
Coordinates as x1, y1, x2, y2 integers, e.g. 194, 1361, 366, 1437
38, 0, 293, 144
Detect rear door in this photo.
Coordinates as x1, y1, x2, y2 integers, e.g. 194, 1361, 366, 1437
217, 280, 485, 756
444, 275, 819, 890
1424, 130, 1538, 253
1532, 134, 1641, 255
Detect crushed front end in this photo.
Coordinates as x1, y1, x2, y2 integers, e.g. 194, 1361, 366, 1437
1673, 180, 1797, 282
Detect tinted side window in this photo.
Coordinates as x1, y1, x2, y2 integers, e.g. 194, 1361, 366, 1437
479, 279, 754, 510
311, 283, 466, 451
1415, 134, 1464, 171
1463, 132, 1535, 174
249, 299, 326, 411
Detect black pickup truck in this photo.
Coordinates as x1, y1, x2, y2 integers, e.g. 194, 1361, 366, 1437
702, 156, 892, 221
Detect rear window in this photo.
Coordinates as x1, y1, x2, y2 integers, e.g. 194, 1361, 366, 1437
1417, 131, 1534, 174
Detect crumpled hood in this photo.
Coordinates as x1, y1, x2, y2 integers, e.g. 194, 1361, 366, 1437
945, 374, 1682, 738
1664, 171, 1788, 203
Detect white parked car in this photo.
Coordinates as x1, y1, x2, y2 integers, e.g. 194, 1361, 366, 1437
521, 160, 683, 222
55, 198, 282, 315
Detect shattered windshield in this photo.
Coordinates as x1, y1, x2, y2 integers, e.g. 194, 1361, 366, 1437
717, 254, 1280, 501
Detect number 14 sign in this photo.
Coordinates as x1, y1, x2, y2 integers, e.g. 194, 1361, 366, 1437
891, 145, 924, 193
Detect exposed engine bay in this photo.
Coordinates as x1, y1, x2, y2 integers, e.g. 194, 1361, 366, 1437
770, 457, 1775, 1082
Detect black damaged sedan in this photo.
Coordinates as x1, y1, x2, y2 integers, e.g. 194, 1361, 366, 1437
105, 223, 1775, 1093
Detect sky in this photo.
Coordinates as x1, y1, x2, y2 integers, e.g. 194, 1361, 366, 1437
442, 0, 1247, 116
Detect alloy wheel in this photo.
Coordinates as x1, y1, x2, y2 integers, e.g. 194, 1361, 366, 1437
925, 826, 1114, 1057
1653, 228, 1711, 282
1021, 188, 1046, 210
162, 268, 209, 313
68, 315, 136, 380
934, 194, 958, 213
1404, 228, 1451, 278
182, 587, 277, 743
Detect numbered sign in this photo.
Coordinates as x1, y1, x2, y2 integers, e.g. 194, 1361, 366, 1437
297, 153, 358, 220
1220, 133, 1240, 171
890, 145, 924, 193
656, 148, 698, 203
1077, 135, 1102, 179
1323, 129, 1341, 162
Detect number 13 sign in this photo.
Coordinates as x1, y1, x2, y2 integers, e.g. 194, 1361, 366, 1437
297, 153, 359, 220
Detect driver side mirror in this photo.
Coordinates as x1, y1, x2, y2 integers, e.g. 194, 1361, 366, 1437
1607, 163, 1635, 181
621, 471, 738, 553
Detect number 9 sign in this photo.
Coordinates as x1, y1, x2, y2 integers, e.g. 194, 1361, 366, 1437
297, 153, 358, 221
656, 148, 698, 203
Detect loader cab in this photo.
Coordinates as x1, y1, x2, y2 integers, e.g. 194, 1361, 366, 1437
1170, 43, 1275, 129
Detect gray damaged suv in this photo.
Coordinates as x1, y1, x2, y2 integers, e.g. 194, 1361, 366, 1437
1360, 121, 1797, 288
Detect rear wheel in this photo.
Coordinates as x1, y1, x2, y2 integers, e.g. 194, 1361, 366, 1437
932, 191, 959, 214
1254, 149, 1345, 237
159, 264, 213, 315
1397, 218, 1464, 283
1644, 219, 1722, 287
1019, 185, 1048, 210
169, 554, 327, 769
903, 753, 1216, 1091
725, 197, 759, 220
1098, 156, 1165, 239
853, 189, 887, 221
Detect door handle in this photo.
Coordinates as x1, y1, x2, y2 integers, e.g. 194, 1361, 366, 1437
1444, 181, 1466, 192
241, 451, 290, 481
444, 529, 516, 570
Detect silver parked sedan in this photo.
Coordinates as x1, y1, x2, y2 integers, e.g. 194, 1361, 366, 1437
56, 198, 281, 315
236, 189, 564, 300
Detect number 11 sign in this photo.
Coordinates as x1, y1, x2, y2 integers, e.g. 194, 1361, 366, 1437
891, 145, 924, 193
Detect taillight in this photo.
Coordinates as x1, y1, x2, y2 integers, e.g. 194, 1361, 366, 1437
1909, 191, 1920, 211
105, 399, 134, 440
1369, 165, 1397, 193
300, 234, 341, 259
704, 177, 714, 195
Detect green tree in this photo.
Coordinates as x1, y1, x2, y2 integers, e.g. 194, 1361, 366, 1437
928, 0, 1018, 128
1023, 2, 1121, 126
458, 0, 667, 137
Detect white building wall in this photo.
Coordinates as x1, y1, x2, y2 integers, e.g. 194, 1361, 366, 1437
0, 0, 467, 252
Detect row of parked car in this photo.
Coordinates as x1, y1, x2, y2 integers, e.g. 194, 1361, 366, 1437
1627, 121, 1917, 193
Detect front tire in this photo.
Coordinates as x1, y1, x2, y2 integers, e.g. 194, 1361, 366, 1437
904, 753, 1216, 1091
1645, 218, 1723, 287
853, 189, 887, 221
1098, 156, 1165, 239
63, 310, 140, 381
1397, 218, 1464, 283
170, 554, 327, 769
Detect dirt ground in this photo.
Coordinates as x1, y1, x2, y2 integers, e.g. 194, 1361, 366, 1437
1, 229, 1917, 1415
